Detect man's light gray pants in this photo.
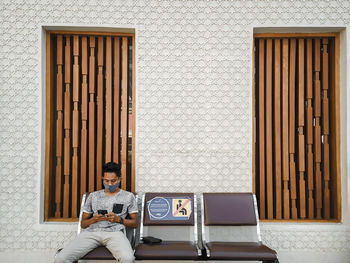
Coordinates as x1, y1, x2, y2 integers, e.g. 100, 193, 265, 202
54, 231, 134, 263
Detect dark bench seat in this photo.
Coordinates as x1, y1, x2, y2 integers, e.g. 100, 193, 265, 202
207, 241, 277, 261
135, 241, 199, 260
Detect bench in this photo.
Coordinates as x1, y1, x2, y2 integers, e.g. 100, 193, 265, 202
56, 192, 278, 262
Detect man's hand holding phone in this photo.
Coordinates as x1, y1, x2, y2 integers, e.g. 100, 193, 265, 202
93, 209, 109, 222
105, 212, 122, 224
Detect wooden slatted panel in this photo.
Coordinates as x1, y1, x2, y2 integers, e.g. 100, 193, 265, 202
298, 38, 306, 219
63, 36, 71, 218
48, 34, 134, 219
55, 35, 63, 218
289, 38, 297, 219
265, 39, 273, 219
254, 36, 337, 221
121, 37, 129, 190
258, 39, 265, 219
282, 38, 290, 220
322, 38, 331, 219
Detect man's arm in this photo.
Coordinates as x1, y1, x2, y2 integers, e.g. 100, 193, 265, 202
81, 212, 107, 229
106, 212, 139, 228
124, 213, 138, 228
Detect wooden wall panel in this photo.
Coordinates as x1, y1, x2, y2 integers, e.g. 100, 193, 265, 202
46, 33, 135, 219
254, 35, 338, 221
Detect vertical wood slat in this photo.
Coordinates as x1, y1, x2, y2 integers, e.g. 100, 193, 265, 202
63, 36, 71, 218
45, 32, 55, 220
306, 38, 314, 219
89, 37, 96, 192
121, 37, 129, 190
289, 38, 298, 219
71, 35, 79, 218
105, 37, 112, 163
113, 38, 121, 163
314, 39, 323, 219
330, 36, 341, 219
322, 38, 331, 219
265, 39, 273, 219
258, 39, 266, 219
80, 37, 88, 203
274, 39, 282, 220
96, 37, 104, 190
298, 38, 306, 219
55, 35, 63, 218
282, 38, 290, 219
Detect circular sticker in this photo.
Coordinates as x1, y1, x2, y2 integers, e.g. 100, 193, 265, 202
148, 197, 170, 219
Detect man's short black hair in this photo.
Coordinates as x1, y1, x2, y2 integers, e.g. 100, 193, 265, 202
103, 162, 121, 177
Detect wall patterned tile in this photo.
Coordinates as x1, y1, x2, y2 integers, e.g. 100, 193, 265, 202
0, 0, 349, 253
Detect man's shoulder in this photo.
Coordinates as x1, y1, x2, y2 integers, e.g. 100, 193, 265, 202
88, 190, 104, 197
119, 189, 135, 198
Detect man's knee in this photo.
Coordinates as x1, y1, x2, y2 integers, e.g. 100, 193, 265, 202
54, 252, 76, 263
53, 254, 66, 263
117, 253, 135, 263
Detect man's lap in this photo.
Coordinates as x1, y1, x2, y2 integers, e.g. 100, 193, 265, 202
54, 231, 134, 263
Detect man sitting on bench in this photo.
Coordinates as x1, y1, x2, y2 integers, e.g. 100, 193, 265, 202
55, 162, 138, 263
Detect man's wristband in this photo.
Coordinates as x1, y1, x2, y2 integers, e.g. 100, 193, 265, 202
119, 217, 124, 225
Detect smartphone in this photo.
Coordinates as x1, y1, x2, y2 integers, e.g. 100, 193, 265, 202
97, 209, 108, 215
113, 203, 124, 214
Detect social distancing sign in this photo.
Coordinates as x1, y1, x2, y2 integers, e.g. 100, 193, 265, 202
148, 197, 192, 220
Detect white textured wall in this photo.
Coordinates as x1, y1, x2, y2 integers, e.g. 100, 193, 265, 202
0, 0, 350, 262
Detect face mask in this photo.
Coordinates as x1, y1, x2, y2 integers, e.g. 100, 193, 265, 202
103, 181, 120, 192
